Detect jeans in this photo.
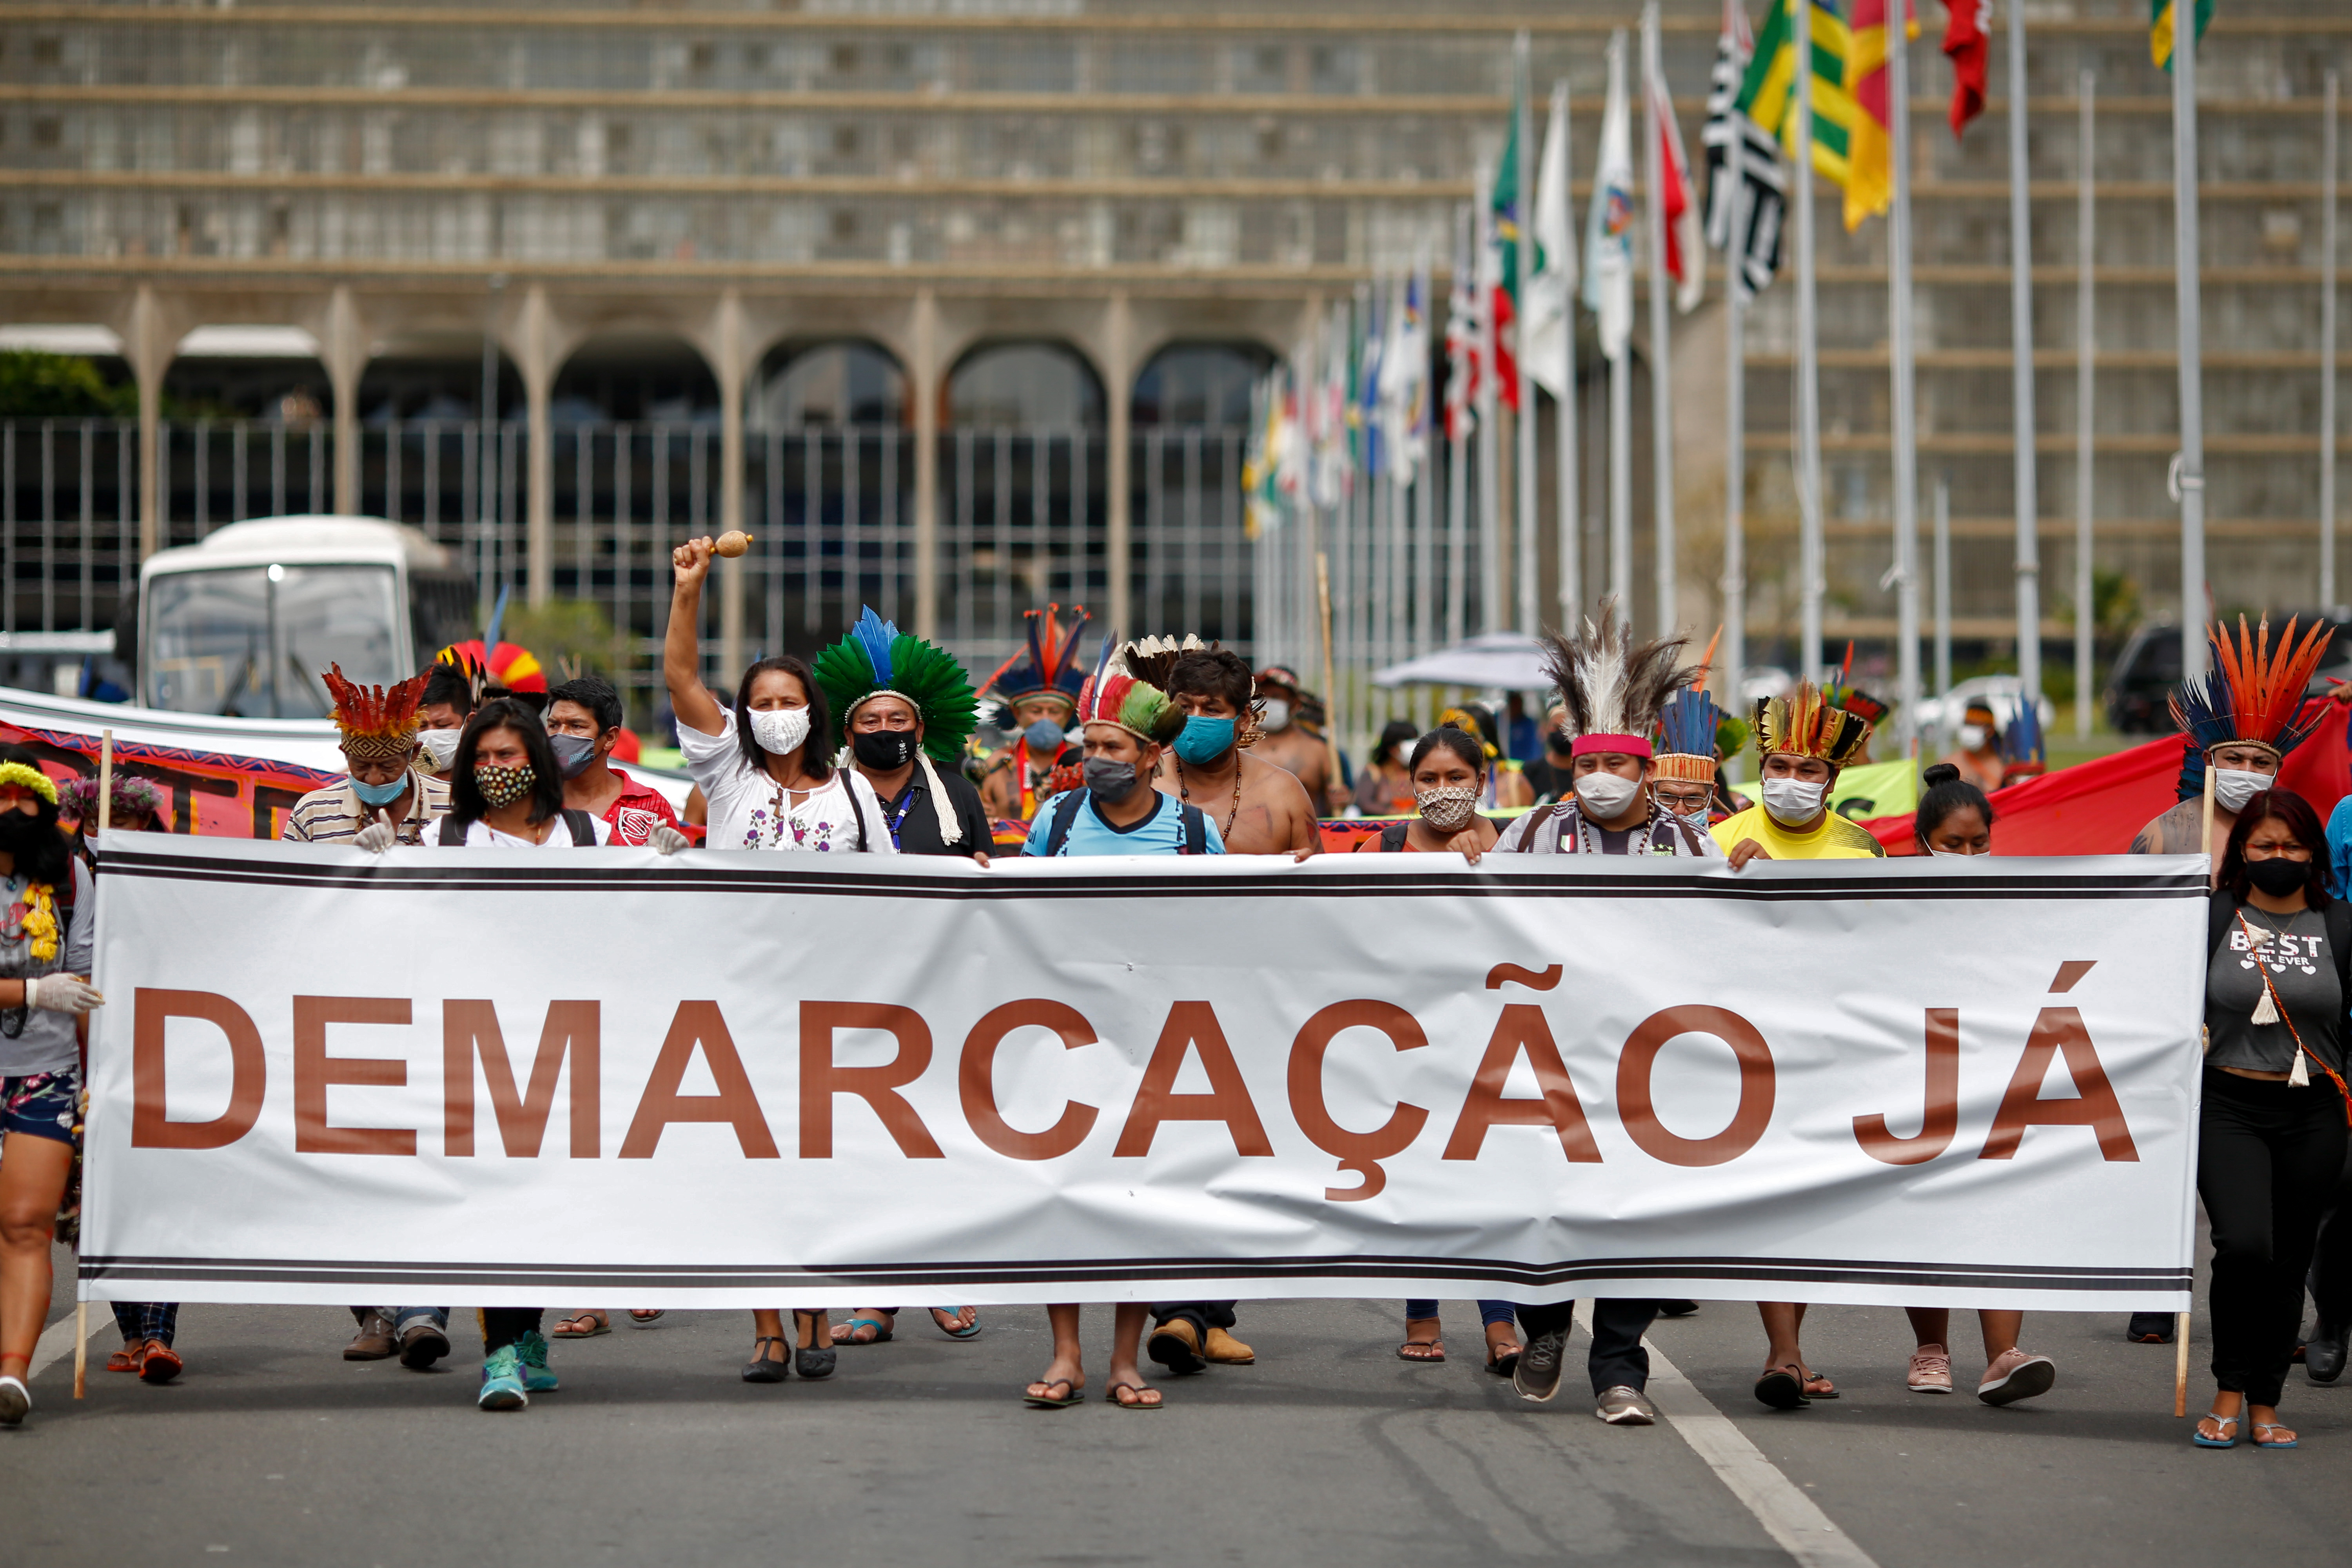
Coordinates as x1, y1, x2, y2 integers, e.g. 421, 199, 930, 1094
1404, 1299, 1518, 1328
113, 1302, 178, 1347
2199, 1069, 2348, 1406
1150, 1301, 1237, 1337
1515, 1299, 1661, 1396
350, 1305, 448, 1333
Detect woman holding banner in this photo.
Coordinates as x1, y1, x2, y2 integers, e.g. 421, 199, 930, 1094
0, 747, 102, 1428
2190, 788, 2349, 1450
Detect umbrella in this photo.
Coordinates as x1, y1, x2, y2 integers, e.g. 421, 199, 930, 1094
1371, 632, 1553, 691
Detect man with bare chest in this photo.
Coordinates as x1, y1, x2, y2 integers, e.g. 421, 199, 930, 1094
1247, 666, 1341, 817
1153, 648, 1321, 858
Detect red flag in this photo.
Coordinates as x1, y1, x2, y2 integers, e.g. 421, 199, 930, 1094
1489, 283, 1521, 414
1942, 0, 1991, 139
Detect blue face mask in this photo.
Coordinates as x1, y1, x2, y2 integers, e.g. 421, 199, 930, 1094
350, 770, 409, 808
1173, 714, 1237, 766
1023, 718, 1066, 753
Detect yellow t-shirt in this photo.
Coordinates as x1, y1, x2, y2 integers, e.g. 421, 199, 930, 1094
1710, 802, 1887, 860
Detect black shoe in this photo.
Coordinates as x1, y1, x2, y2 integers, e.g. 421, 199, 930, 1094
397, 1319, 451, 1370
2125, 1312, 2174, 1345
1512, 1327, 1568, 1403
795, 1345, 837, 1381
743, 1337, 788, 1384
1657, 1300, 1700, 1318
2307, 1322, 2348, 1384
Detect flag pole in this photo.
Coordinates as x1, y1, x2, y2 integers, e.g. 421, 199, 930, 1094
2172, 0, 2207, 684
1514, 30, 1539, 636
1475, 157, 1503, 635
1792, 0, 1825, 684
1555, 80, 1583, 630
1448, 202, 1472, 650
1888, 6, 1921, 760
2323, 70, 2339, 612
2076, 72, 2098, 738
1719, 8, 1748, 776
1934, 475, 1953, 702
1642, 1, 1677, 640
2007, 0, 2043, 707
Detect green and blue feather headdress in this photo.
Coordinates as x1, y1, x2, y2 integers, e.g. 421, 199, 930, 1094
811, 607, 979, 766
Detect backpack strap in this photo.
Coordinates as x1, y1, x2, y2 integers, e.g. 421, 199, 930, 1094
1179, 801, 1207, 855
560, 808, 598, 846
1042, 788, 1089, 857
439, 814, 468, 846
1378, 820, 1412, 852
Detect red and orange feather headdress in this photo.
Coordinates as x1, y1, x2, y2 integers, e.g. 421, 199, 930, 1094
2169, 615, 2336, 760
322, 664, 430, 760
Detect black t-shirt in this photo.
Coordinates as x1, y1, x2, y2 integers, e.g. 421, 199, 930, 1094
878, 763, 996, 856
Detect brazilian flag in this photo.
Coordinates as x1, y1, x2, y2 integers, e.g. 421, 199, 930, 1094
2151, 0, 2213, 72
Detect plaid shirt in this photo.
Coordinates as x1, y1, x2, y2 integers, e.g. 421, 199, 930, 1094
281, 769, 450, 846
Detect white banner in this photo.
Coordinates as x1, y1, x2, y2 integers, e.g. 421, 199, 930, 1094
82, 839, 2205, 1311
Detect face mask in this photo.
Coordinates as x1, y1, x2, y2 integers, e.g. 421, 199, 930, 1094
0, 811, 46, 855
2247, 857, 2310, 897
1173, 714, 1237, 766
547, 733, 599, 781
1083, 755, 1142, 804
1416, 784, 1480, 833
749, 705, 811, 757
474, 762, 537, 808
1573, 771, 1642, 821
1760, 776, 1829, 827
1926, 844, 1984, 858
853, 730, 917, 770
1675, 808, 1712, 834
350, 771, 409, 808
1956, 723, 1989, 752
1259, 697, 1292, 732
2213, 766, 2273, 815
417, 728, 461, 769
1022, 717, 1067, 754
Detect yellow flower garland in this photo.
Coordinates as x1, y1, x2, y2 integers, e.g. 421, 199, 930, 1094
18, 881, 57, 964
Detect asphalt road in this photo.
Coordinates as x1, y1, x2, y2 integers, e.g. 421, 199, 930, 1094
4, 1247, 2350, 1567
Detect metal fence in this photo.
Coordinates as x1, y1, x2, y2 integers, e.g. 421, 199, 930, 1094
0, 418, 1261, 713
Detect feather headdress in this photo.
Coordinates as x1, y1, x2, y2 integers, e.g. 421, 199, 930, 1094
2001, 693, 2047, 781
322, 664, 430, 760
1753, 681, 1873, 768
1538, 598, 1690, 758
1654, 687, 1729, 783
1074, 631, 1185, 745
1116, 633, 1214, 697
811, 606, 978, 765
1822, 645, 1889, 726
981, 603, 1091, 710
2169, 614, 2335, 761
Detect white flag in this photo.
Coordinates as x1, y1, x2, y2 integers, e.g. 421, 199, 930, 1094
1583, 31, 1637, 364
1381, 263, 1430, 485
1521, 81, 1577, 399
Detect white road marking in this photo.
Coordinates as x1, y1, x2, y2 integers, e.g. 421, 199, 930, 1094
1575, 1302, 1880, 1568
29, 1303, 107, 1383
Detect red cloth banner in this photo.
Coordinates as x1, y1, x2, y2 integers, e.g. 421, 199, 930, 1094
0, 720, 341, 840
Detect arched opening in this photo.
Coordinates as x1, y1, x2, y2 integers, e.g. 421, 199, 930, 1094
751, 338, 907, 429
354, 334, 523, 541
947, 342, 1104, 429
1129, 341, 1273, 649
160, 325, 337, 530
551, 332, 720, 425
1131, 341, 1271, 428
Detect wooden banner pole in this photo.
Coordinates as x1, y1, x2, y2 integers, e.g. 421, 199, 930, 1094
74, 731, 113, 1400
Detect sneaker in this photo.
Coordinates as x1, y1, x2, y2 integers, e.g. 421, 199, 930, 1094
1513, 1327, 1568, 1404
0, 1373, 28, 1426
1977, 1347, 2056, 1406
398, 1319, 452, 1371
343, 1310, 397, 1361
1595, 1385, 1656, 1425
2125, 1312, 2174, 1345
477, 1346, 529, 1411
1907, 1343, 1953, 1394
514, 1330, 560, 1393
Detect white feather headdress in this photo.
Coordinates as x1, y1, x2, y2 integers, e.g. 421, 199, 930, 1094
1538, 598, 1690, 750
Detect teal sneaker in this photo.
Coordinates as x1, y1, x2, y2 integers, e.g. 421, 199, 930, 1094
478, 1345, 528, 1411
515, 1330, 560, 1394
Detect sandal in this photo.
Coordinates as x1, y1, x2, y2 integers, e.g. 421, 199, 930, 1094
2193, 1412, 2240, 1448
2251, 1421, 2299, 1450
1755, 1363, 1811, 1410
1485, 1344, 1523, 1378
1802, 1370, 1839, 1400
106, 1343, 142, 1374
138, 1341, 182, 1384
1023, 1375, 1085, 1409
831, 1316, 892, 1346
795, 1346, 837, 1380
930, 1307, 982, 1339
552, 1312, 611, 1339
1105, 1379, 1164, 1410
1397, 1338, 1446, 1363
743, 1336, 789, 1384
628, 1310, 664, 1327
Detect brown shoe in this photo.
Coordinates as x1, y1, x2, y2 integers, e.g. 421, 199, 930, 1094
343, 1310, 396, 1361
1146, 1318, 1206, 1375
1204, 1327, 1256, 1365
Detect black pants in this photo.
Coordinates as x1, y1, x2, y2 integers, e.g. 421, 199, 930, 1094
2306, 1142, 2352, 1329
1515, 1299, 1659, 1397
481, 1308, 546, 1355
1150, 1301, 1237, 1337
2198, 1069, 2348, 1406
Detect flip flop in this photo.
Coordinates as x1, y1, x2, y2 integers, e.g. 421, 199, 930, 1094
628, 1310, 664, 1327
833, 1316, 892, 1346
1397, 1338, 1446, 1363
1023, 1376, 1084, 1409
551, 1312, 610, 1339
1802, 1371, 1840, 1400
930, 1307, 982, 1340
1755, 1364, 1810, 1410
1485, 1345, 1523, 1378
1104, 1379, 1165, 1410
2251, 1422, 2298, 1450
2193, 1414, 2240, 1448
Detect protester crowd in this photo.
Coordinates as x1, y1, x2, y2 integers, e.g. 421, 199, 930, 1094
0, 536, 2344, 1450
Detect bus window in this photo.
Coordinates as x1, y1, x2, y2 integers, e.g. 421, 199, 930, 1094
145, 564, 400, 717
409, 571, 479, 668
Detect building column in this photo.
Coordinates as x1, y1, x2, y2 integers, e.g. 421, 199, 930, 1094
516, 285, 556, 606
1103, 292, 1134, 635
712, 288, 748, 682
323, 286, 366, 516
911, 288, 941, 641
125, 285, 173, 559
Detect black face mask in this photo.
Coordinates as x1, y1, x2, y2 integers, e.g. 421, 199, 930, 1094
852, 730, 918, 770
1546, 728, 1574, 757
0, 810, 51, 856
2246, 857, 2310, 897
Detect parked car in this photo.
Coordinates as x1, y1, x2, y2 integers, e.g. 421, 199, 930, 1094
1911, 676, 2056, 742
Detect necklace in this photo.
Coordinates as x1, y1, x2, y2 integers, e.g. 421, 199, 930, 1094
1175, 756, 1244, 838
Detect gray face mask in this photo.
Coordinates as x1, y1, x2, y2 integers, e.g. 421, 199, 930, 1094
1083, 755, 1142, 803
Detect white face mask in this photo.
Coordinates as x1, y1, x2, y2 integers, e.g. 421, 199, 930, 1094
1956, 722, 1989, 752
417, 728, 461, 769
749, 705, 812, 757
2212, 765, 2273, 815
1572, 771, 1642, 821
1760, 776, 1828, 826
1926, 844, 1985, 858
1259, 697, 1293, 732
